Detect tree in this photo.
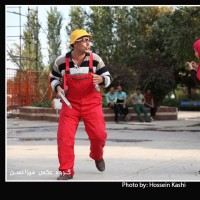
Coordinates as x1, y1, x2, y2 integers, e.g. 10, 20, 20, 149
22, 7, 43, 70
151, 6, 200, 98
136, 52, 176, 105
87, 7, 115, 65
112, 6, 175, 100
8, 7, 43, 71
134, 7, 177, 104
65, 6, 200, 101
65, 6, 86, 49
46, 6, 63, 71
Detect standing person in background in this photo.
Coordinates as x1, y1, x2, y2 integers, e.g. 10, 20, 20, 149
186, 39, 200, 175
106, 86, 119, 123
186, 39, 200, 85
115, 85, 131, 122
49, 29, 112, 180
130, 88, 151, 123
144, 89, 157, 121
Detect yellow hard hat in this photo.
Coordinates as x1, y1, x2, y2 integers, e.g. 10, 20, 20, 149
70, 29, 92, 45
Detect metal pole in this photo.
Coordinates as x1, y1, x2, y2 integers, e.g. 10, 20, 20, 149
19, 6, 21, 68
28, 7, 30, 70
19, 6, 22, 106
35, 7, 39, 103
36, 6, 38, 71
28, 7, 31, 104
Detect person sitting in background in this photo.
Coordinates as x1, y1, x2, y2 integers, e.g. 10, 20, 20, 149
144, 89, 157, 121
130, 88, 151, 122
115, 85, 131, 122
106, 86, 118, 122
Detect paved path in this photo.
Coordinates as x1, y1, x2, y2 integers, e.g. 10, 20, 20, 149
6, 111, 200, 182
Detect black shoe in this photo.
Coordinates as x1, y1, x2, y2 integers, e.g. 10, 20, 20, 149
95, 158, 105, 172
57, 173, 73, 180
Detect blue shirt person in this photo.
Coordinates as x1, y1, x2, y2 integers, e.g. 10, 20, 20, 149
106, 86, 119, 122
115, 85, 130, 122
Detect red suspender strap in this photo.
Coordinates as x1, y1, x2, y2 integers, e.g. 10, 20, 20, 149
64, 57, 70, 91
89, 52, 93, 73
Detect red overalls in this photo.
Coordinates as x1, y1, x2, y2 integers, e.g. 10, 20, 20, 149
57, 53, 107, 175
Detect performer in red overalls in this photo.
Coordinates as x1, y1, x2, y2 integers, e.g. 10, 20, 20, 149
49, 29, 112, 180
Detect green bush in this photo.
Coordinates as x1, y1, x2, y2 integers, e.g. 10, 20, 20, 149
32, 100, 52, 108
161, 98, 180, 107
102, 96, 108, 108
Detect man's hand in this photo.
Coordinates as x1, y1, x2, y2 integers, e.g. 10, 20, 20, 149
109, 102, 114, 107
56, 86, 65, 98
92, 74, 103, 85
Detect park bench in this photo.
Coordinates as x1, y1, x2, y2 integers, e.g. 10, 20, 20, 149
179, 101, 200, 111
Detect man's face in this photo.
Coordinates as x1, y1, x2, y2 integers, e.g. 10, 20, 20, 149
147, 89, 151, 94
117, 86, 122, 92
136, 89, 141, 94
74, 37, 90, 52
110, 87, 115, 93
